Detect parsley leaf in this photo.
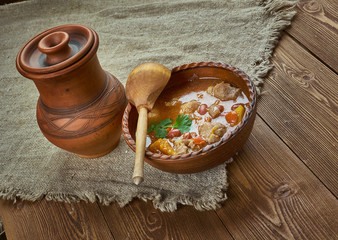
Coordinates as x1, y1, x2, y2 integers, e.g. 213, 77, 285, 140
173, 114, 192, 134
147, 121, 158, 133
148, 114, 192, 138
148, 118, 173, 138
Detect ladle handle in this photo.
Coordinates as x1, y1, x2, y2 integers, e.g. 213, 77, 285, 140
132, 107, 148, 185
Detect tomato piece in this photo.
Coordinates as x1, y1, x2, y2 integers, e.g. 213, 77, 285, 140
166, 127, 172, 133
192, 136, 206, 146
182, 132, 192, 139
225, 111, 238, 125
167, 128, 181, 138
198, 104, 208, 115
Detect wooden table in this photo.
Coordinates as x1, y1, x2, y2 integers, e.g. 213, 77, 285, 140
0, 0, 337, 239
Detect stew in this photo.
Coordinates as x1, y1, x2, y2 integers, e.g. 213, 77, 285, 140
146, 77, 249, 155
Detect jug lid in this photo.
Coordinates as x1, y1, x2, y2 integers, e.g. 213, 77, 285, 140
17, 24, 96, 74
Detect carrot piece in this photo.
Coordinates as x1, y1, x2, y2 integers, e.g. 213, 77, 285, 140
192, 136, 206, 146
225, 111, 238, 125
225, 105, 245, 126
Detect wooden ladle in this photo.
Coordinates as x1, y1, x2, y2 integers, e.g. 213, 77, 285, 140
125, 62, 171, 185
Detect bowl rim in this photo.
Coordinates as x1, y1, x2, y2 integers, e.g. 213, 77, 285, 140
122, 61, 257, 161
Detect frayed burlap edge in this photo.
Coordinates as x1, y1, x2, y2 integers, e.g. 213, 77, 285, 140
252, 0, 298, 95
0, 159, 231, 212
0, 0, 298, 212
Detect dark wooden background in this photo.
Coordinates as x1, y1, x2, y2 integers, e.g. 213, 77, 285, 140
0, 0, 337, 239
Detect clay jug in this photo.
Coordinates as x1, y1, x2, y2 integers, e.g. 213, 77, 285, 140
16, 24, 127, 158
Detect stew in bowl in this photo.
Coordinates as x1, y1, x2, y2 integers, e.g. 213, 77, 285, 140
122, 62, 257, 173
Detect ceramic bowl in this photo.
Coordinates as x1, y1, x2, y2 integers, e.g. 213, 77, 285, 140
122, 62, 257, 173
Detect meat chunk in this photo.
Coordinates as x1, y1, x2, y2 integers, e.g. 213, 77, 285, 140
173, 140, 189, 154
198, 122, 227, 144
174, 138, 204, 153
208, 103, 224, 118
208, 105, 220, 118
183, 139, 204, 151
179, 100, 200, 115
208, 82, 241, 101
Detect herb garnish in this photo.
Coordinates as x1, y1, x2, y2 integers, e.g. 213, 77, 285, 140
148, 118, 173, 138
173, 114, 192, 134
148, 114, 192, 138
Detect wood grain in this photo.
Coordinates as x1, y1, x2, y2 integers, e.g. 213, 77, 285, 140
100, 199, 233, 240
0, 199, 114, 240
287, 0, 338, 72
216, 116, 337, 240
259, 34, 338, 195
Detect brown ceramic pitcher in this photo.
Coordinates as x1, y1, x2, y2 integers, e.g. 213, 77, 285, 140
16, 24, 127, 158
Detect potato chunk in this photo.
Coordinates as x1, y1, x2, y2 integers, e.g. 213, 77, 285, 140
148, 139, 176, 155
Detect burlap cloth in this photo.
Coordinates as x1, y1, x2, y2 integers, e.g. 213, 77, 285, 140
0, 0, 297, 211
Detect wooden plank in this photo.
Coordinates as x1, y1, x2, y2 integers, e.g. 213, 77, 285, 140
100, 199, 233, 240
287, 0, 338, 72
216, 116, 337, 240
259, 34, 338, 195
0, 199, 114, 240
